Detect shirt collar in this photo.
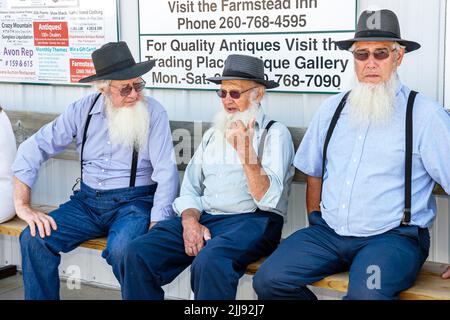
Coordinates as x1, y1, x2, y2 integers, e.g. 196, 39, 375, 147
89, 94, 105, 116
395, 76, 403, 96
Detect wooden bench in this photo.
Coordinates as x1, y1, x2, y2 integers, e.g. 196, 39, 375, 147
1, 205, 450, 299
0, 110, 449, 299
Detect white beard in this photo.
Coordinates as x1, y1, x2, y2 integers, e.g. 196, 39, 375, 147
213, 101, 261, 137
347, 73, 399, 127
105, 95, 150, 150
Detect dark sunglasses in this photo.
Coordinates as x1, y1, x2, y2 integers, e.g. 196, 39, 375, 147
216, 86, 260, 99
110, 80, 146, 97
353, 48, 396, 61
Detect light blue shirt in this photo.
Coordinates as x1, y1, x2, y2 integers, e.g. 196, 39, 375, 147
295, 84, 450, 237
12, 93, 180, 222
173, 109, 295, 219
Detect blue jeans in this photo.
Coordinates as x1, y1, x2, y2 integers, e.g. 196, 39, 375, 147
121, 210, 284, 300
253, 211, 430, 300
20, 182, 156, 300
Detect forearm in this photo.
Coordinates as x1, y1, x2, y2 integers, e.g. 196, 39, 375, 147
242, 158, 270, 201
306, 176, 322, 214
13, 176, 32, 210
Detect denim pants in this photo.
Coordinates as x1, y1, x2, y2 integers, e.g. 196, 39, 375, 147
121, 210, 284, 300
20, 182, 156, 300
253, 211, 430, 300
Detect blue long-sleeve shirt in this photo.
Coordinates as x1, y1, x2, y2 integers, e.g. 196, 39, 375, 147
294, 83, 450, 237
12, 93, 180, 222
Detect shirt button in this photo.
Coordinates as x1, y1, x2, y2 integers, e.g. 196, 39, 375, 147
358, 135, 363, 140
215, 194, 218, 198
353, 158, 357, 163
98, 182, 102, 186
107, 141, 111, 145
102, 169, 105, 173
346, 181, 350, 185
105, 158, 109, 162
340, 226, 344, 231
342, 204, 346, 209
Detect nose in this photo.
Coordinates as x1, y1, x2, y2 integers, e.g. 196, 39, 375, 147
127, 86, 140, 99
365, 54, 379, 68
223, 92, 234, 103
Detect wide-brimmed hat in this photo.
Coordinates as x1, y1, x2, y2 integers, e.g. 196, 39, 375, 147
79, 41, 155, 83
207, 54, 279, 89
336, 9, 420, 53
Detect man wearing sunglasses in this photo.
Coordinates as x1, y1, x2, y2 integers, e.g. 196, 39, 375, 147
12, 41, 179, 299
254, 9, 450, 300
121, 54, 295, 300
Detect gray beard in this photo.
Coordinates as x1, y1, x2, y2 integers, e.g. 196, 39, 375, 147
347, 74, 399, 127
104, 95, 150, 150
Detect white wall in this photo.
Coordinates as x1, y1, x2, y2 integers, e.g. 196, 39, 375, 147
0, 0, 449, 300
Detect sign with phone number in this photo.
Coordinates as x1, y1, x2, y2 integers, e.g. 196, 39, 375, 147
139, 0, 357, 93
0, 0, 118, 85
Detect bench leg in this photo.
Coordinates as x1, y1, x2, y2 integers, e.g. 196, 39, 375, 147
0, 265, 17, 279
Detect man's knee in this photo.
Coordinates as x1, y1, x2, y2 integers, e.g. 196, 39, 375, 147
253, 262, 283, 299
191, 249, 220, 273
20, 228, 44, 252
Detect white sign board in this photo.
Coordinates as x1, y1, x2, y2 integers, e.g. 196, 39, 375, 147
139, 0, 356, 93
0, 0, 118, 85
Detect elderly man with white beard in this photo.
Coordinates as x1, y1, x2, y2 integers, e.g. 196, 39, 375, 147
253, 9, 450, 300
121, 54, 295, 300
12, 42, 179, 300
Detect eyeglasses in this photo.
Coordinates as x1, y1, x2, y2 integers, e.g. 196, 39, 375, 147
110, 80, 146, 97
216, 86, 260, 99
352, 48, 396, 61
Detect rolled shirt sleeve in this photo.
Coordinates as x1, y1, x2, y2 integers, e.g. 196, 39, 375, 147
254, 123, 295, 212
12, 100, 79, 188
147, 109, 180, 222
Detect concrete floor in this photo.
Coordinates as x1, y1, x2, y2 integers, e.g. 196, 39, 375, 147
0, 273, 121, 300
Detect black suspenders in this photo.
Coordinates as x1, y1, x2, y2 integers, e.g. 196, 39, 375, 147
258, 120, 277, 158
321, 90, 418, 226
79, 93, 139, 188
403, 91, 418, 225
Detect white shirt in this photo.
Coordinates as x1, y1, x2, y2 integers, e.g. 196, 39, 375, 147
0, 109, 17, 223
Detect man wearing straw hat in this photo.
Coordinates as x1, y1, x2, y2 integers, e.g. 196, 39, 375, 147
121, 54, 295, 300
12, 41, 179, 299
254, 9, 450, 300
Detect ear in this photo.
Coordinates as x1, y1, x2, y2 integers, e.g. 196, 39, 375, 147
396, 47, 406, 67
255, 87, 265, 104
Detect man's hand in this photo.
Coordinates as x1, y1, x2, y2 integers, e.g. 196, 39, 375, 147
16, 205, 57, 238
442, 266, 450, 279
181, 209, 211, 256
13, 176, 57, 238
149, 221, 157, 230
226, 119, 257, 163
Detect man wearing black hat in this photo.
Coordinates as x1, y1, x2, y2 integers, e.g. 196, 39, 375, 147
12, 41, 179, 299
120, 54, 295, 300
254, 9, 450, 299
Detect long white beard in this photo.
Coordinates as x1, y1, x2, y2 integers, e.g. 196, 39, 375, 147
105, 95, 150, 150
213, 101, 261, 136
347, 73, 399, 127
